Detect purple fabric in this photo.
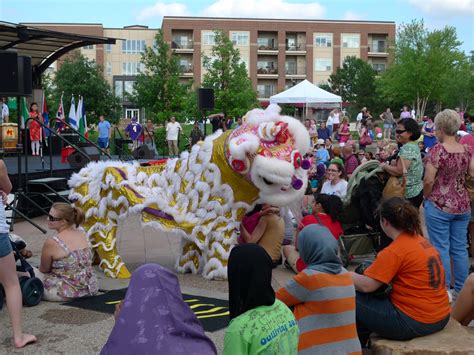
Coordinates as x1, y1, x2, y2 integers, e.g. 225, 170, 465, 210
101, 264, 217, 355
125, 122, 142, 140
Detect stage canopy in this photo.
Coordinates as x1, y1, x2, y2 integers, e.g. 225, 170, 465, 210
269, 79, 342, 108
0, 21, 116, 85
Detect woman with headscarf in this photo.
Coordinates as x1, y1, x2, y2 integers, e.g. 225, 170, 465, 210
277, 225, 360, 354
223, 244, 299, 355
101, 264, 217, 355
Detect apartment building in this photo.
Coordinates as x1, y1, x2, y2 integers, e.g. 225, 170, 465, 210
161, 16, 395, 101
22, 23, 158, 121
24, 18, 394, 117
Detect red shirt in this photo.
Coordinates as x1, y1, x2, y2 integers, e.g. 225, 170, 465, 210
296, 213, 343, 272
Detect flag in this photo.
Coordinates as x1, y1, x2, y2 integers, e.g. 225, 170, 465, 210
78, 96, 88, 141
20, 97, 29, 129
42, 93, 50, 139
76, 96, 82, 134
68, 95, 77, 129
56, 93, 65, 132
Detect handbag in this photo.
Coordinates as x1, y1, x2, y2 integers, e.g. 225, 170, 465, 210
382, 158, 407, 198
359, 130, 372, 145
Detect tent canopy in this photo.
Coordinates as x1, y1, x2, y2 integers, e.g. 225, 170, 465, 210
269, 80, 341, 107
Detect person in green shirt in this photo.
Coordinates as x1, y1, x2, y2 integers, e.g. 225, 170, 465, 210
381, 118, 423, 207
223, 244, 299, 355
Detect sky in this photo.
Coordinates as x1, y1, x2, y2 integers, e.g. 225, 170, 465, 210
1, 0, 473, 53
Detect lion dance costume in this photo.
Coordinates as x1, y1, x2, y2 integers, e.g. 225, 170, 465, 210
69, 105, 310, 279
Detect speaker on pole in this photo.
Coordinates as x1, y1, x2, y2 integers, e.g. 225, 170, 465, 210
197, 88, 214, 111
0, 51, 19, 95
67, 146, 100, 169
132, 145, 154, 159
17, 56, 32, 96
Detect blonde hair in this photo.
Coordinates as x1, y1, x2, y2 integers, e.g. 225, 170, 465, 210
434, 109, 460, 136
51, 203, 85, 228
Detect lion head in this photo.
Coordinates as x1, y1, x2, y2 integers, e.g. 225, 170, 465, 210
225, 104, 311, 207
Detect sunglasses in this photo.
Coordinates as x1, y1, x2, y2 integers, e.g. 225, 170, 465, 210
395, 129, 406, 134
48, 214, 63, 222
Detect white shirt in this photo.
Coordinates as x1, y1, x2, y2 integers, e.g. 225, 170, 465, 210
327, 115, 335, 126
356, 112, 363, 122
333, 112, 340, 124
166, 121, 182, 140
321, 179, 348, 198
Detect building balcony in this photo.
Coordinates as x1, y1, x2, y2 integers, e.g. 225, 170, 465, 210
285, 68, 306, 78
172, 40, 194, 52
368, 45, 388, 56
179, 65, 193, 77
257, 67, 278, 78
285, 43, 306, 54
257, 41, 279, 54
257, 89, 276, 99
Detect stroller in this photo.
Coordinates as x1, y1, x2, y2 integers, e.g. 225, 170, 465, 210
338, 161, 388, 266
0, 237, 44, 310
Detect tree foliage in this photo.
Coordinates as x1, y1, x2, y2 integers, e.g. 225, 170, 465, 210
132, 30, 192, 123
328, 56, 376, 111
377, 19, 466, 118
202, 30, 258, 117
51, 52, 121, 123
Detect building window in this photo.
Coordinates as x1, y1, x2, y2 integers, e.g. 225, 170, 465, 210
105, 44, 112, 53
203, 32, 215, 45
121, 40, 146, 54
239, 57, 249, 71
315, 35, 332, 48
257, 84, 276, 98
231, 32, 249, 46
124, 81, 135, 99
342, 34, 360, 48
115, 81, 123, 99
372, 63, 386, 73
122, 62, 144, 75
106, 62, 112, 76
83, 45, 94, 50
315, 58, 332, 71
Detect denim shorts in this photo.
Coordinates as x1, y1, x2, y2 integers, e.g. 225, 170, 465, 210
98, 138, 109, 149
0, 232, 12, 258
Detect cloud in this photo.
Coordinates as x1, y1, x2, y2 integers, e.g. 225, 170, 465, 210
136, 2, 190, 21
408, 0, 474, 17
202, 0, 325, 19
343, 11, 364, 21
136, 0, 325, 22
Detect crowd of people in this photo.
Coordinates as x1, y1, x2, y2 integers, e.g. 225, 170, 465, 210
1, 106, 474, 353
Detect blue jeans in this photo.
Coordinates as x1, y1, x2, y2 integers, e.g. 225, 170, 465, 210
424, 199, 470, 292
98, 137, 109, 149
0, 232, 12, 258
356, 292, 449, 347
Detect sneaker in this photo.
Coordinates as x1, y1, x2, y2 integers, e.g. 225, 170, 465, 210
447, 289, 459, 304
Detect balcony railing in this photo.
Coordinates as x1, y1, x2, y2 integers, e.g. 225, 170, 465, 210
285, 68, 306, 75
172, 40, 193, 49
180, 65, 193, 74
286, 43, 306, 51
257, 67, 278, 75
368, 44, 387, 53
257, 40, 278, 51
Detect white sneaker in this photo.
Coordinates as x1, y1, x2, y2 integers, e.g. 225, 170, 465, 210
447, 289, 458, 304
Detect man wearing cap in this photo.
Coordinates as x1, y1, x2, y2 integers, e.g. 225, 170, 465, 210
315, 138, 330, 165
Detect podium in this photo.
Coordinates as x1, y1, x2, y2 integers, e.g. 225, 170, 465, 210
1, 123, 18, 150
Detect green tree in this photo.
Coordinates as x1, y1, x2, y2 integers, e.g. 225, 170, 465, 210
52, 52, 121, 123
132, 30, 191, 123
328, 56, 377, 111
377, 19, 464, 118
202, 30, 258, 117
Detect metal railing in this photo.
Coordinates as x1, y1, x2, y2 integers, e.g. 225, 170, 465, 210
285, 68, 306, 75
369, 44, 387, 53
172, 40, 193, 49
286, 43, 306, 51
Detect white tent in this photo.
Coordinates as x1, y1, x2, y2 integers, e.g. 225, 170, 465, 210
269, 80, 342, 115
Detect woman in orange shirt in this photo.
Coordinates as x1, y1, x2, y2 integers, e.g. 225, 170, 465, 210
351, 197, 450, 348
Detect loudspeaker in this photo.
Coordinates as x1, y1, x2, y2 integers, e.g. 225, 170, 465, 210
132, 145, 154, 159
0, 51, 19, 95
197, 88, 214, 110
17, 56, 32, 96
68, 146, 100, 168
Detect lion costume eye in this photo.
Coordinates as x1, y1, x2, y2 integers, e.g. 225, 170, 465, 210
292, 151, 302, 169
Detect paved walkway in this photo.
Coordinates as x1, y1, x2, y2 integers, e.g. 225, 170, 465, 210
0, 213, 297, 354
